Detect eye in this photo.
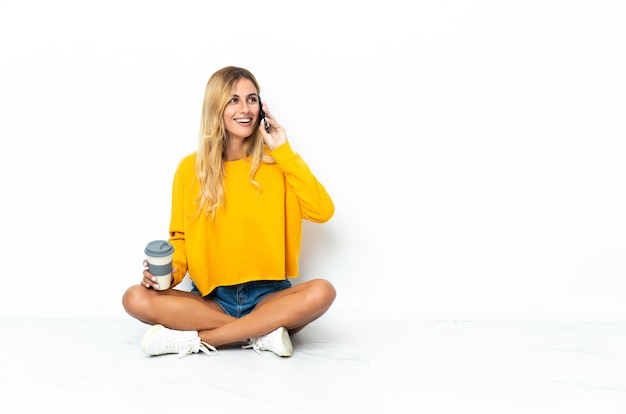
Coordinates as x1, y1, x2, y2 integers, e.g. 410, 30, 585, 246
228, 97, 238, 104
247, 96, 258, 104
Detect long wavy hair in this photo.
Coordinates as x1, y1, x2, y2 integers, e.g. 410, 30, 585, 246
195, 66, 275, 218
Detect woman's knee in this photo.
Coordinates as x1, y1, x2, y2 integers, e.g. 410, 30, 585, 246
122, 285, 151, 317
308, 279, 337, 308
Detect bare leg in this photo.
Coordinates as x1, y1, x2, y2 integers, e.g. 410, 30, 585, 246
122, 285, 236, 330
122, 278, 336, 348
198, 279, 336, 346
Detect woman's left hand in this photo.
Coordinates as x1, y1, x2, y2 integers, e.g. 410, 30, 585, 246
259, 102, 288, 151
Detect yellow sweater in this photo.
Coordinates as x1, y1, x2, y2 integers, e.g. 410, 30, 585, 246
168, 142, 334, 296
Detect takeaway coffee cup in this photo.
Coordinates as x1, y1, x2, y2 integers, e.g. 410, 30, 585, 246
144, 240, 175, 291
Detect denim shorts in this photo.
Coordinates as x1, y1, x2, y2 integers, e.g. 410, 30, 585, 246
191, 279, 292, 318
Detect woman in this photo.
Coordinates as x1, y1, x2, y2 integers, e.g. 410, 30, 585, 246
122, 66, 336, 358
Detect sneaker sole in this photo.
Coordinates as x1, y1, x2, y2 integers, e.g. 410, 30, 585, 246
274, 327, 294, 357
140, 324, 165, 355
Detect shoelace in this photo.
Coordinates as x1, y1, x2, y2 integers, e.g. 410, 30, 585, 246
176, 337, 218, 358
198, 341, 218, 356
242, 336, 268, 355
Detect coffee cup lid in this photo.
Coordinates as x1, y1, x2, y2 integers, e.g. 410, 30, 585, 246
144, 240, 175, 257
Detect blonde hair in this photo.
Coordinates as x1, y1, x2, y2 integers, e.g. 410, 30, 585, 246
195, 66, 275, 218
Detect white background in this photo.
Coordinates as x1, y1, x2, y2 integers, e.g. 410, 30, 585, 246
1, 0, 624, 322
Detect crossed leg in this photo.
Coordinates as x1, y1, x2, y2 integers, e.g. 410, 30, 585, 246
122, 278, 336, 348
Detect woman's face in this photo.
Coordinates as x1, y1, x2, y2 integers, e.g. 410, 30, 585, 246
222, 78, 261, 140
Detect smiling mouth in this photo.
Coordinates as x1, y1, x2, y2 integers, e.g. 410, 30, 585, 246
234, 118, 253, 125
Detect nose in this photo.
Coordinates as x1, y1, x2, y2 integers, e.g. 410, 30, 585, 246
238, 100, 250, 113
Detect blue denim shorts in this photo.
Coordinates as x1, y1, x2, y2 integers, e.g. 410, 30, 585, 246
191, 279, 292, 318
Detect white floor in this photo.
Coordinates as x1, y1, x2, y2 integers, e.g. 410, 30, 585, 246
1, 318, 625, 413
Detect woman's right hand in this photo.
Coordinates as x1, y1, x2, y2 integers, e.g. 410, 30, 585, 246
141, 260, 176, 290
141, 259, 159, 289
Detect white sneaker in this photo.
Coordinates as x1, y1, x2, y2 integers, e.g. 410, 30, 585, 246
140, 324, 217, 358
243, 327, 293, 357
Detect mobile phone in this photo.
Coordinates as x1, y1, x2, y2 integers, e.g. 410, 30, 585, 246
258, 95, 270, 133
